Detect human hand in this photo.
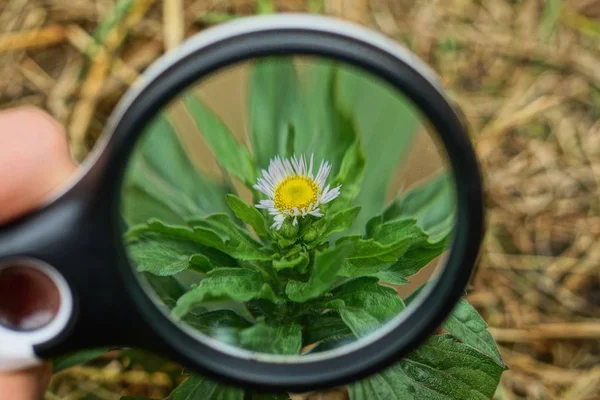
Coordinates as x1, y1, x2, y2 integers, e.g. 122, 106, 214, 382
0, 108, 76, 400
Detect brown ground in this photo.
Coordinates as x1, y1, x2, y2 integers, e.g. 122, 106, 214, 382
0, 0, 599, 399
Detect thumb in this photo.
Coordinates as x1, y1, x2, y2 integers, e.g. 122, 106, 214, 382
0, 107, 76, 223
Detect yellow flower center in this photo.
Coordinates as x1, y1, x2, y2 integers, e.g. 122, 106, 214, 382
274, 175, 319, 213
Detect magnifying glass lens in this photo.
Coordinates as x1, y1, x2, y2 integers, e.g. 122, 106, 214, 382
120, 56, 456, 360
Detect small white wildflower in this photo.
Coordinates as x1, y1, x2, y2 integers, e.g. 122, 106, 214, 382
254, 154, 341, 230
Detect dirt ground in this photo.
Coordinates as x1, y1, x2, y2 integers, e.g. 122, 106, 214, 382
0, 0, 599, 399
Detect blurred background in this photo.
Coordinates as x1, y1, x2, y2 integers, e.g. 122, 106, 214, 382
0, 0, 599, 399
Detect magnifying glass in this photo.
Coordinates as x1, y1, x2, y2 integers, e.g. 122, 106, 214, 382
0, 14, 483, 392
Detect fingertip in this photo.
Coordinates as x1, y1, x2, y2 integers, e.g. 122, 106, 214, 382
0, 107, 77, 223
0, 364, 49, 400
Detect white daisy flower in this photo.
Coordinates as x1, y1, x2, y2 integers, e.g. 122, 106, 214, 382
254, 154, 341, 230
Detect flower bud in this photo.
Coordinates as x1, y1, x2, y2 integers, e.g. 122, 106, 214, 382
279, 219, 299, 239
302, 226, 319, 242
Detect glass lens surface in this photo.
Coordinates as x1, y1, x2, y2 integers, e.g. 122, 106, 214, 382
120, 56, 457, 361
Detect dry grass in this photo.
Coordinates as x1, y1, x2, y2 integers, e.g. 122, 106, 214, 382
0, 0, 598, 399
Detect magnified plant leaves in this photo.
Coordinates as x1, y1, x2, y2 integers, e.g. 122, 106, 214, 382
273, 252, 309, 273
373, 236, 447, 284
122, 115, 229, 225
335, 234, 413, 277
384, 173, 455, 242
334, 67, 420, 232
128, 236, 212, 276
183, 95, 256, 186
249, 57, 299, 169
348, 335, 504, 400
285, 243, 350, 302
182, 309, 252, 346
330, 278, 404, 337
188, 213, 273, 261
303, 311, 353, 345
239, 321, 302, 355
293, 60, 335, 161
346, 216, 450, 284
314, 206, 361, 242
226, 194, 268, 237
329, 140, 366, 215
172, 268, 279, 318
144, 273, 186, 309
122, 186, 184, 226
125, 219, 236, 267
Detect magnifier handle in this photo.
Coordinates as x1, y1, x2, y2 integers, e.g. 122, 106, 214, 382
0, 222, 75, 372
0, 183, 164, 372
0, 339, 43, 372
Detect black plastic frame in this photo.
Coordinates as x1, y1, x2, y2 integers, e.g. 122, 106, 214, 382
0, 18, 484, 392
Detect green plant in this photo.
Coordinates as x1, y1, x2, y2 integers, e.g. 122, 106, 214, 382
59, 58, 506, 399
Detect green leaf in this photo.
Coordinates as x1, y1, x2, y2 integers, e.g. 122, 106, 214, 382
365, 215, 382, 238
226, 194, 267, 237
184, 309, 252, 331
273, 253, 309, 273
52, 348, 110, 373
239, 321, 302, 355
443, 299, 504, 367
368, 214, 450, 284
183, 309, 252, 346
336, 220, 424, 277
383, 173, 455, 242
144, 273, 186, 309
249, 57, 299, 169
189, 214, 272, 261
317, 206, 361, 241
329, 141, 366, 214
285, 244, 350, 302
122, 186, 184, 226
371, 218, 429, 245
335, 65, 420, 232
330, 278, 404, 337
373, 237, 446, 284
126, 219, 236, 267
285, 123, 295, 158
183, 95, 255, 186
122, 115, 229, 225
189, 254, 214, 274
173, 268, 277, 318
168, 375, 244, 400
127, 235, 211, 276
292, 60, 335, 159
303, 311, 353, 345
348, 335, 505, 400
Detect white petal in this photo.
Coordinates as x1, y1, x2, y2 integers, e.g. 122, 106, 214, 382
256, 199, 274, 209
308, 153, 314, 178
320, 184, 341, 204
272, 214, 286, 230
315, 161, 332, 188
292, 217, 298, 226
310, 208, 323, 217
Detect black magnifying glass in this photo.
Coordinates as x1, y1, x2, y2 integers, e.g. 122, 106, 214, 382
0, 14, 483, 392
